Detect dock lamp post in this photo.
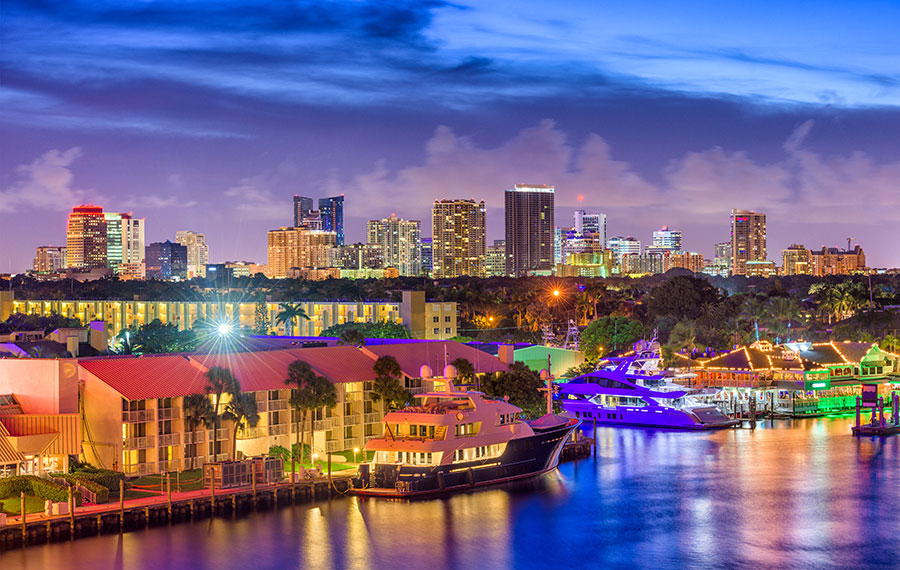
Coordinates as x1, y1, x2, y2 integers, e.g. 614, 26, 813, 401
353, 448, 360, 463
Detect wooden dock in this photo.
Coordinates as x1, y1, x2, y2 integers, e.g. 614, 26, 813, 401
0, 475, 352, 551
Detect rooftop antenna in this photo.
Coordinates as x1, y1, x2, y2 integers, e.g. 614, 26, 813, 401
847, 237, 852, 252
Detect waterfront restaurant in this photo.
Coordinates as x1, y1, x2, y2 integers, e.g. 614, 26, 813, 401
679, 340, 900, 414
0, 341, 506, 478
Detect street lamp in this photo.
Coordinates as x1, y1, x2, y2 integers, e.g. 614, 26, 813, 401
354, 447, 360, 463
217, 323, 232, 336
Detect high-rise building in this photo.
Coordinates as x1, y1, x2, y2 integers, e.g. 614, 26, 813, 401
666, 251, 705, 273
145, 241, 188, 280
421, 238, 433, 276
730, 209, 767, 276
319, 195, 345, 245
366, 215, 422, 276
606, 236, 641, 264
176, 231, 209, 278
66, 205, 108, 269
104, 213, 145, 273
267, 227, 338, 279
554, 227, 573, 265
782, 244, 812, 276
505, 184, 555, 277
293, 196, 314, 227
485, 239, 507, 277
574, 210, 607, 244
810, 244, 866, 276
34, 246, 67, 274
652, 226, 682, 252
432, 199, 486, 278
329, 243, 384, 270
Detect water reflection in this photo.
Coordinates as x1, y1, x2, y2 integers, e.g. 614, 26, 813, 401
3, 417, 898, 570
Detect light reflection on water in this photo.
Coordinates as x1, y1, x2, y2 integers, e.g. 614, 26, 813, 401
3, 417, 898, 570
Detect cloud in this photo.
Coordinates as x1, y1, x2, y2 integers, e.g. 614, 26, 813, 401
223, 164, 298, 222
0, 147, 97, 212
338, 120, 899, 229
118, 195, 197, 210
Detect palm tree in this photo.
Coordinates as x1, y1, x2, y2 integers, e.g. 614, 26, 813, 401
451, 357, 476, 388
285, 360, 338, 469
739, 295, 768, 340
182, 394, 214, 466
668, 321, 697, 357
372, 355, 409, 411
204, 366, 238, 422
880, 334, 900, 354
275, 303, 309, 336
223, 390, 260, 460
337, 328, 366, 348
767, 297, 802, 341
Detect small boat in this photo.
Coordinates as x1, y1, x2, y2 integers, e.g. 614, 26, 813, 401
558, 355, 737, 431
350, 387, 579, 499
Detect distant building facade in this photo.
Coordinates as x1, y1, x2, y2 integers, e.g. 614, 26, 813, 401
432, 199, 486, 278
811, 245, 866, 276
267, 227, 337, 279
319, 195, 345, 245
34, 246, 67, 274
485, 240, 507, 277
366, 215, 422, 276
145, 241, 188, 280
420, 238, 433, 276
606, 236, 641, 265
293, 195, 314, 227
66, 205, 108, 270
782, 244, 812, 276
652, 226, 682, 252
175, 231, 209, 278
731, 209, 767, 276
573, 210, 607, 245
505, 184, 555, 276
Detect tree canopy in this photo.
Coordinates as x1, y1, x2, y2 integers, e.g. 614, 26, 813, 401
482, 362, 544, 418
647, 276, 722, 321
580, 316, 645, 359
321, 320, 411, 339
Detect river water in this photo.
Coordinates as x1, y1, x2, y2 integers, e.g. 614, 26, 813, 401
4, 417, 899, 570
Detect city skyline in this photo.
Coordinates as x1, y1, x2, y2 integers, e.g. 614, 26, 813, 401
2, 1, 899, 272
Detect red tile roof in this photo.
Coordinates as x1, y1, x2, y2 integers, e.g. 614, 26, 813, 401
194, 346, 376, 391
362, 341, 507, 378
79, 355, 209, 400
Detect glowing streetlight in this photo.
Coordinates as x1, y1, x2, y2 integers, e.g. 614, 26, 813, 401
353, 447, 360, 463
552, 289, 561, 297
217, 323, 232, 336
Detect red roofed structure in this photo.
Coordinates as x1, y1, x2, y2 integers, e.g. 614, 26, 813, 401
362, 341, 507, 378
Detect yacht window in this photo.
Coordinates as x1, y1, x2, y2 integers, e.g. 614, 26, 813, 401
410, 425, 418, 436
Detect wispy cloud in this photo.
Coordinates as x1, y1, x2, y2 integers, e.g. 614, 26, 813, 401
0, 148, 98, 213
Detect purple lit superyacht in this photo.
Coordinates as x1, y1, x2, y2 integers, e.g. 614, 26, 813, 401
558, 340, 737, 430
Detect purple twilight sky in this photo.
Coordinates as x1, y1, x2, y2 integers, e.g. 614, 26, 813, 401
1, 0, 899, 272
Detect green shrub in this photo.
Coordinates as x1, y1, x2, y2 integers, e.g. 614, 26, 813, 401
51, 473, 110, 503
0, 475, 82, 506
71, 469, 124, 491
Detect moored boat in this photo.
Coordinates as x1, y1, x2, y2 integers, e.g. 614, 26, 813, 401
350, 386, 579, 498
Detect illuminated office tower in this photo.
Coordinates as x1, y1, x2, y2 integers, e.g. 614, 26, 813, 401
730, 209, 766, 276
293, 195, 314, 227
176, 230, 209, 278
66, 205, 108, 269
366, 215, 422, 276
145, 241, 188, 280
421, 238, 433, 276
432, 199, 486, 278
319, 195, 345, 245
505, 184, 555, 276
104, 213, 145, 273
605, 236, 641, 264
267, 226, 338, 279
651, 226, 682, 252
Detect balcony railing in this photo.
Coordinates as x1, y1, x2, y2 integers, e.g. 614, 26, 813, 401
364, 412, 382, 424
158, 407, 181, 421
158, 433, 181, 447
236, 426, 267, 440
122, 409, 155, 423
267, 399, 289, 411
268, 424, 289, 436
124, 435, 155, 450
124, 463, 156, 476
184, 430, 206, 444
313, 418, 335, 431
214, 453, 229, 462
325, 440, 342, 452
213, 428, 229, 441
344, 392, 363, 402
344, 415, 361, 426
184, 456, 206, 470
256, 400, 268, 412
158, 459, 180, 472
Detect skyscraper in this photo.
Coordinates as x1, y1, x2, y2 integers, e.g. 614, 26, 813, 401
505, 184, 555, 277
34, 246, 67, 273
651, 226, 682, 252
66, 205, 108, 269
574, 210, 607, 244
104, 213, 145, 273
293, 195, 314, 227
145, 240, 188, 280
319, 195, 344, 245
432, 199, 486, 278
267, 226, 337, 278
176, 230, 210, 278
606, 236, 641, 264
782, 244, 812, 276
485, 239, 507, 277
420, 238, 433, 276
730, 209, 767, 276
366, 215, 422, 276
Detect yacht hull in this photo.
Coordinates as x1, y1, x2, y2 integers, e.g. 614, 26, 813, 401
350, 418, 579, 499
562, 403, 738, 430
